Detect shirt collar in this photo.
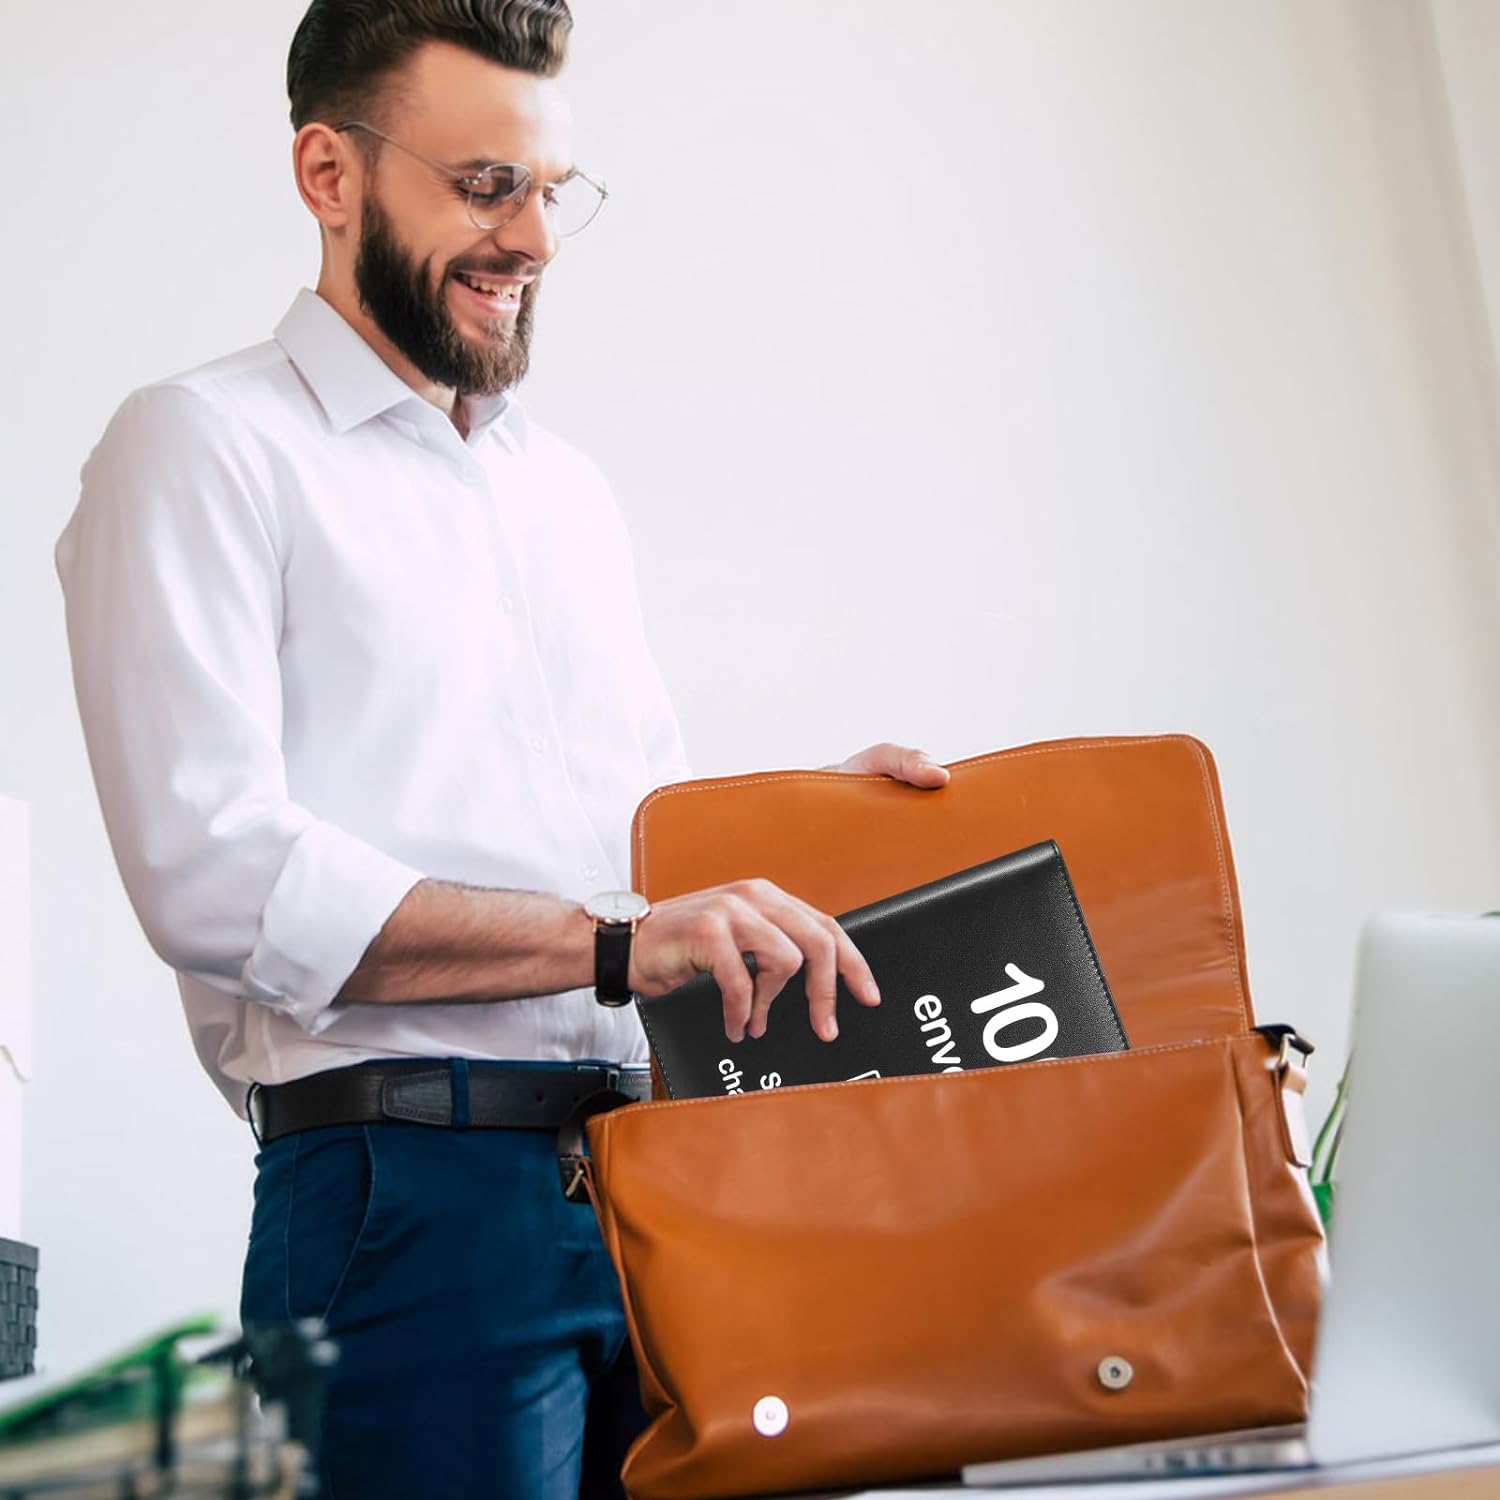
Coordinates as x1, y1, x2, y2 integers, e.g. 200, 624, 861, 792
274, 287, 528, 450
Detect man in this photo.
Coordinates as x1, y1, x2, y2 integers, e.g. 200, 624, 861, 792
56, 2, 949, 1495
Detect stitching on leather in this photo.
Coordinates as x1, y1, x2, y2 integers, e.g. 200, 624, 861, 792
632, 736, 1253, 1032
1052, 846, 1128, 1051
631, 735, 1190, 861
634, 1005, 680, 1099
1228, 1048, 1312, 1398
591, 1138, 675, 1409
382, 1071, 452, 1126
1178, 738, 1252, 1030
594, 1032, 1248, 1128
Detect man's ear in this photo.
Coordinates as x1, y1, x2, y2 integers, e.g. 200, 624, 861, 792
292, 123, 361, 231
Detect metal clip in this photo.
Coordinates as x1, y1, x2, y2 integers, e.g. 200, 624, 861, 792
560, 1155, 589, 1204
1278, 1030, 1313, 1074
1254, 1024, 1314, 1076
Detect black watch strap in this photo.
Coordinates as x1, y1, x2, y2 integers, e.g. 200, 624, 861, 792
594, 921, 634, 1007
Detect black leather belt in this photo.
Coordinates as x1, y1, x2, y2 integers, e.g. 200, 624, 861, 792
248, 1059, 653, 1145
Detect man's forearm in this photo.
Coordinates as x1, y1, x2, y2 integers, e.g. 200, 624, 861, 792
336, 880, 593, 1005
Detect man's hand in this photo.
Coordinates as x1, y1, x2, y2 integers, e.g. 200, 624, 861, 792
824, 741, 951, 788
625, 749, 947, 1044
628, 879, 881, 1045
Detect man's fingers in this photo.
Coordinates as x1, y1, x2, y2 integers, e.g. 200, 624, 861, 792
769, 892, 881, 1009
650, 880, 883, 1047
743, 930, 805, 1040
786, 916, 840, 1042
712, 910, 803, 1043
830, 742, 950, 788
749, 894, 881, 1043
903, 747, 951, 787
833, 925, 882, 1010
708, 932, 756, 1043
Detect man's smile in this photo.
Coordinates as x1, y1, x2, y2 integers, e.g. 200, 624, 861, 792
451, 270, 528, 317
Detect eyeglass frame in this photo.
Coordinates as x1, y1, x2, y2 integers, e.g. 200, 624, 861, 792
333, 120, 608, 237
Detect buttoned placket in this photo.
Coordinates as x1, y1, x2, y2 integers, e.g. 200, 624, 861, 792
383, 403, 625, 1053
460, 443, 619, 899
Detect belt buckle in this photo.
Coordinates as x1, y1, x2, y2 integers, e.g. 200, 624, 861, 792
575, 1061, 622, 1094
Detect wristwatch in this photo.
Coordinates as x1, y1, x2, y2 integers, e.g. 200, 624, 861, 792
584, 890, 652, 1007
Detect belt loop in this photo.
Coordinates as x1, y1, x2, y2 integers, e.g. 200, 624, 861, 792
450, 1058, 471, 1128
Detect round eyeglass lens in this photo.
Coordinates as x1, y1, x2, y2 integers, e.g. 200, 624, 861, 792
466, 165, 530, 229
546, 174, 606, 237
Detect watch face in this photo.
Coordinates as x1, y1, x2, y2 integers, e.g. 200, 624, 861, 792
587, 890, 649, 923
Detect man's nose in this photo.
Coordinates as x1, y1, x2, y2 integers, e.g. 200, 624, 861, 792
492, 186, 558, 265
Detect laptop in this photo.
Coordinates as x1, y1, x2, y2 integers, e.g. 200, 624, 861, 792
963, 911, 1500, 1485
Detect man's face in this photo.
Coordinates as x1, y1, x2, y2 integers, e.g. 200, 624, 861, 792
350, 43, 575, 397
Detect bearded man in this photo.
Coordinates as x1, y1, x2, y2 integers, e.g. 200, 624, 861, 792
56, 2, 949, 1494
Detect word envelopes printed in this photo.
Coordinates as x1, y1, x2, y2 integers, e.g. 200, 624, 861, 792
637, 841, 1128, 1099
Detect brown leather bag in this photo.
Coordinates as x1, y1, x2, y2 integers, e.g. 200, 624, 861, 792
569, 735, 1325, 1498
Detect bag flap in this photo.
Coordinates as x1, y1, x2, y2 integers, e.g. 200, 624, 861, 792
630, 733, 1251, 1047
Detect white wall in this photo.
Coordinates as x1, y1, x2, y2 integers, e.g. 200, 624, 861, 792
1, 0, 1496, 1376
0, 800, 30, 1243
1431, 0, 1500, 408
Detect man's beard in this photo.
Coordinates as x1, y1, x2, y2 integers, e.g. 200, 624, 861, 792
353, 189, 538, 397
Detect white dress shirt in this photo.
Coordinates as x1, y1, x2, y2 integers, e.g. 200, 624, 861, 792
56, 288, 691, 1114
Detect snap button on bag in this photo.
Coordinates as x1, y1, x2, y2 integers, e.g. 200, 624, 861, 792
1097, 1356, 1134, 1391
753, 1396, 789, 1437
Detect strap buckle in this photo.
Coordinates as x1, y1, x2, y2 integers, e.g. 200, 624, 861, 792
1255, 1023, 1314, 1075
560, 1155, 589, 1204
555, 1087, 641, 1204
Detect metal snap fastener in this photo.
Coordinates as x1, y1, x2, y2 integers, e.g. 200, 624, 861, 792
753, 1395, 789, 1437
1097, 1356, 1134, 1391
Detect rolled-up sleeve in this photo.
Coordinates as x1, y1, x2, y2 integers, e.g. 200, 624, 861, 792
56, 384, 422, 1034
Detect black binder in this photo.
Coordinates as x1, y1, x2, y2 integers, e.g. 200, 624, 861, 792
636, 840, 1127, 1099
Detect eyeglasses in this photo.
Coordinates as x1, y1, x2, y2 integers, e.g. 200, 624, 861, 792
334, 121, 608, 238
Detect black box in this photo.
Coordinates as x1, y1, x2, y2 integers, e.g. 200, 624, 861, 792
0, 1236, 38, 1381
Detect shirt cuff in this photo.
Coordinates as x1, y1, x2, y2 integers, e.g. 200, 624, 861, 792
243, 821, 423, 1036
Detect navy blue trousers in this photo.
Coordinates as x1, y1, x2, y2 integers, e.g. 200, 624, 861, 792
239, 1064, 646, 1499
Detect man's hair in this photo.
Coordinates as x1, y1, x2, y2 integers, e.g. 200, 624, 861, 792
287, 0, 573, 134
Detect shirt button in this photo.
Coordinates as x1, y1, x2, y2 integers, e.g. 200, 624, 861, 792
499, 595, 515, 614
529, 734, 547, 754
583, 864, 600, 881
